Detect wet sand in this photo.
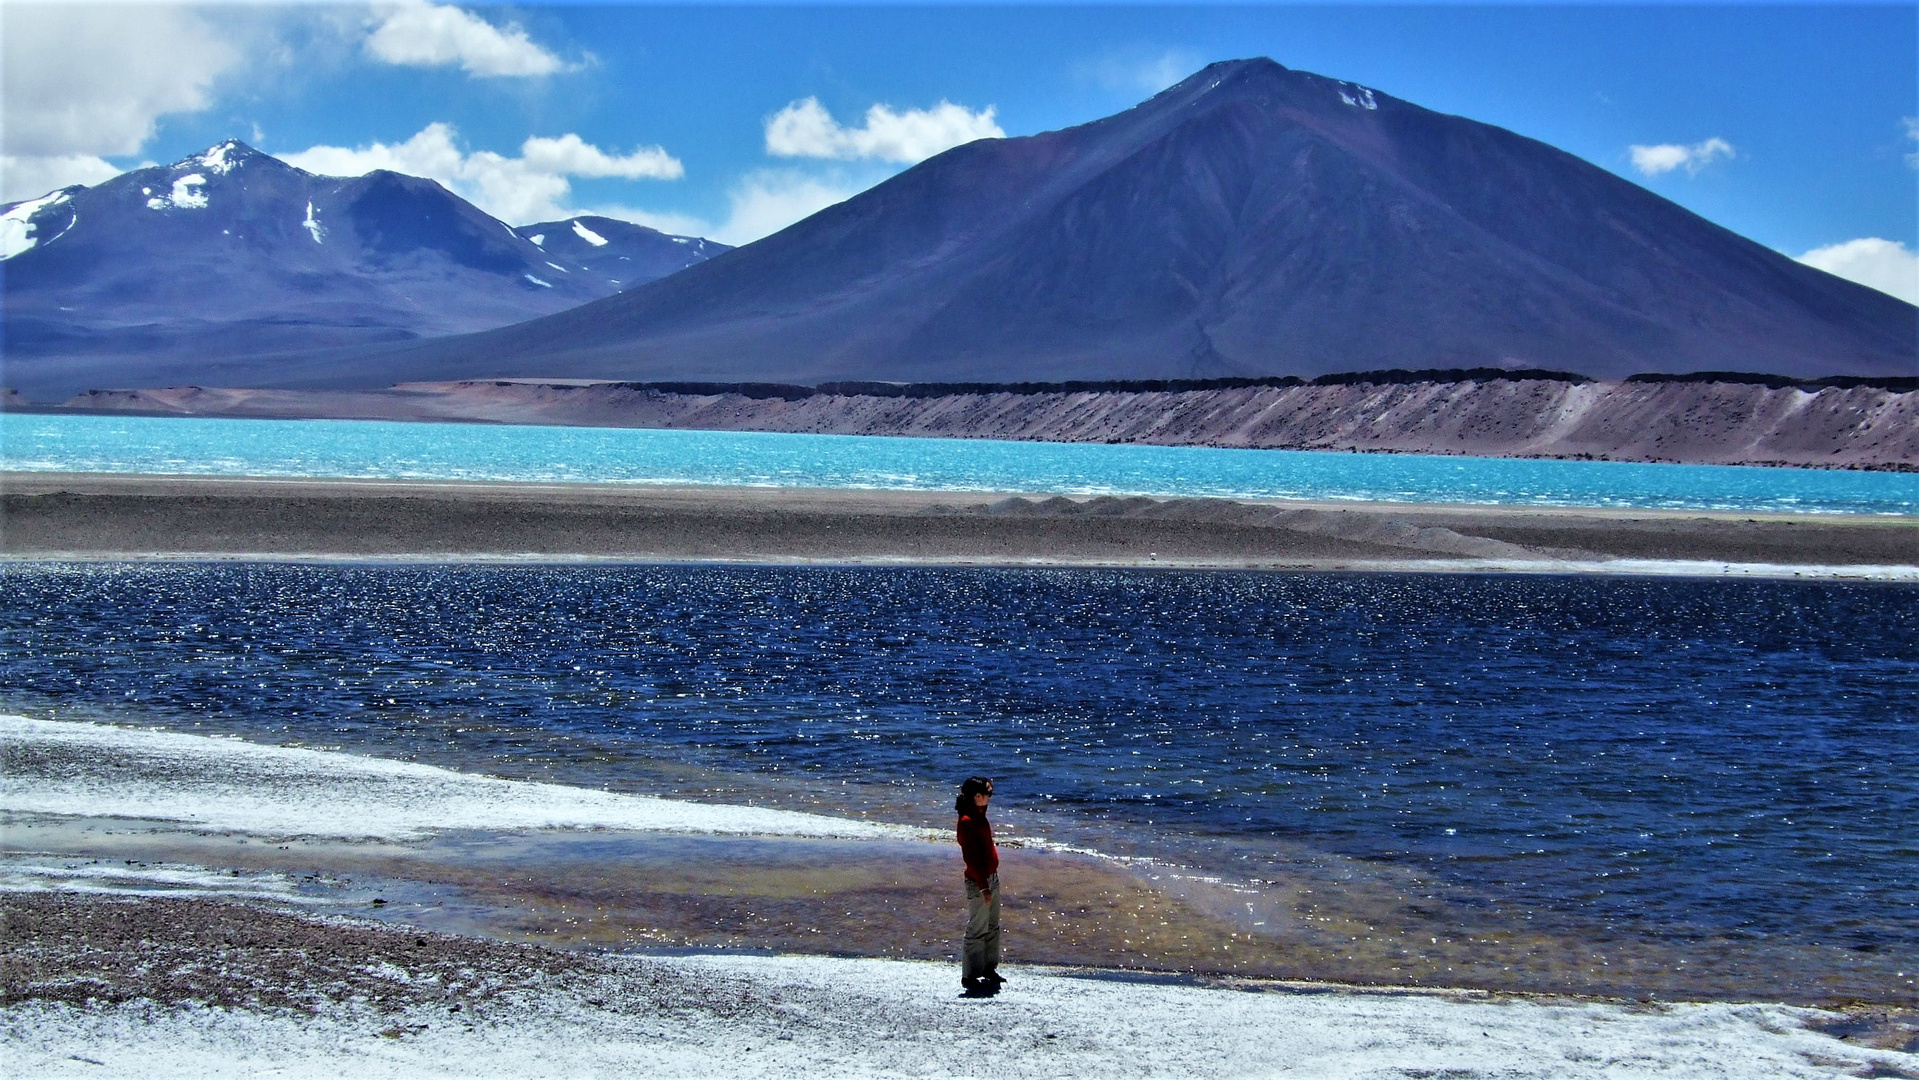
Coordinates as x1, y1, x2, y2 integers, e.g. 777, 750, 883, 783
8, 811, 1910, 1007
5, 472, 1915, 572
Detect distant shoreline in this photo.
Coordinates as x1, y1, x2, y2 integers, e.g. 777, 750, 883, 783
14, 371, 1918, 473
5, 472, 1915, 577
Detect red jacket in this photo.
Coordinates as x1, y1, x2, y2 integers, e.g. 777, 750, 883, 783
957, 811, 999, 887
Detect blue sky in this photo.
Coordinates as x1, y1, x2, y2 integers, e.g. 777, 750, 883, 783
4, 2, 1915, 297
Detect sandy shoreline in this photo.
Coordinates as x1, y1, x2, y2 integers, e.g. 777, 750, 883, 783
5, 472, 1915, 576
5, 892, 1915, 1079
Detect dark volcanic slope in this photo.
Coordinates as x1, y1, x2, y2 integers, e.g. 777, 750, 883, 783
0, 143, 723, 399
288, 59, 1915, 390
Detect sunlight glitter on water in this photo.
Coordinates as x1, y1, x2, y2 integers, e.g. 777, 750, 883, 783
4, 563, 1915, 1004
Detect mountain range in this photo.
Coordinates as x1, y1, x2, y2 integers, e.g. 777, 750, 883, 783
4, 60, 1913, 402
246, 58, 1914, 393
0, 141, 725, 399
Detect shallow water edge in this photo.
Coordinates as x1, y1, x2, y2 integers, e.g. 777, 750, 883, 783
4, 713, 1913, 1008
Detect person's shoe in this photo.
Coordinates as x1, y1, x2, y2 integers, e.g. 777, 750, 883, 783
961, 979, 996, 998
984, 971, 1006, 986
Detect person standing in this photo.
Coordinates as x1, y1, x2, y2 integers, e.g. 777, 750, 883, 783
955, 775, 1002, 996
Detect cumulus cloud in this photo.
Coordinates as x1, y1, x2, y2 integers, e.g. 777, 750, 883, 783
364, 0, 569, 77
1, 154, 125, 204
280, 123, 681, 224
711, 170, 864, 244
1, 3, 240, 199
766, 98, 1002, 164
518, 133, 679, 179
591, 169, 868, 247
1797, 238, 1919, 304
1629, 137, 1735, 177
2, 3, 239, 158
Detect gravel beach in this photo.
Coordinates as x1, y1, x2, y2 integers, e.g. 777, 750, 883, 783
5, 473, 1915, 574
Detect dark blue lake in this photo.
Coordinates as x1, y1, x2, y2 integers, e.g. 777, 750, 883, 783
3, 563, 1914, 1000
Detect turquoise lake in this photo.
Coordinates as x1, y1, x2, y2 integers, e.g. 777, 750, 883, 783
2, 412, 1913, 515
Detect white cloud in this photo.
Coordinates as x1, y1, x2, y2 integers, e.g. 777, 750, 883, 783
1796, 237, 1919, 305
364, 0, 568, 78
1629, 137, 1735, 177
1903, 116, 1918, 170
279, 123, 681, 224
281, 123, 465, 180
1, 4, 239, 158
592, 169, 869, 247
711, 170, 864, 245
1, 3, 240, 199
766, 97, 1002, 164
518, 134, 680, 180
1, 154, 123, 204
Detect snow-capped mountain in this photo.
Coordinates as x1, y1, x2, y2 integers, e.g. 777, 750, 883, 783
1, 141, 724, 399
514, 216, 727, 290
302, 59, 1912, 390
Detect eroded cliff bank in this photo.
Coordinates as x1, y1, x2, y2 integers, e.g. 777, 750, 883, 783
55, 374, 1919, 470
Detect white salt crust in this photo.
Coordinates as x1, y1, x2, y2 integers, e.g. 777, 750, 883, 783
4, 953, 1909, 1079
0, 715, 933, 843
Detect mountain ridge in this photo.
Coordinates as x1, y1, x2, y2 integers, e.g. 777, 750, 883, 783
1, 141, 727, 399
276, 58, 1910, 391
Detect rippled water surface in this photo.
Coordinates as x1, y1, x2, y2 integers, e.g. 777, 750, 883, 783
4, 562, 1914, 1001
6, 412, 1916, 514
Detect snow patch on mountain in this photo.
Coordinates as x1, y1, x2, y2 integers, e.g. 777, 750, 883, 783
148, 175, 210, 211
0, 191, 73, 259
524, 274, 553, 288
1337, 83, 1378, 110
571, 220, 608, 247
302, 202, 325, 244
527, 234, 545, 247
201, 142, 242, 175
172, 175, 209, 209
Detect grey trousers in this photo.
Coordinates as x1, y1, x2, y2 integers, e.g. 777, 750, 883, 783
963, 873, 1001, 982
